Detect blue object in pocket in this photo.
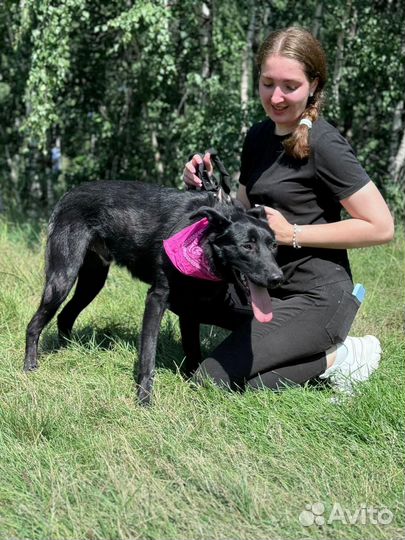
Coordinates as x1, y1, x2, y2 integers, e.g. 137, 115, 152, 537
352, 283, 366, 304
325, 284, 365, 343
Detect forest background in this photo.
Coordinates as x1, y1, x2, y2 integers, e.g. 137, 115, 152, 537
1, 4, 404, 538
0, 0, 404, 217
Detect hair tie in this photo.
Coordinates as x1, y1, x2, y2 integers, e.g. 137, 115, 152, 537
299, 118, 312, 129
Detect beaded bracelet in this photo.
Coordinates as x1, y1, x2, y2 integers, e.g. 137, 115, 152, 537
292, 224, 302, 249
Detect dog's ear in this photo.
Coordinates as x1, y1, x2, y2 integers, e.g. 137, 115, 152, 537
189, 207, 232, 228
247, 205, 267, 222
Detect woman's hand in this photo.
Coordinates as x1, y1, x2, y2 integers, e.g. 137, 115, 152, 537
261, 205, 294, 246
183, 151, 213, 189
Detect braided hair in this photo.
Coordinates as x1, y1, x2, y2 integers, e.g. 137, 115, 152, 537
256, 27, 327, 160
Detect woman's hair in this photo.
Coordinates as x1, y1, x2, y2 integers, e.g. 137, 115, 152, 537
256, 27, 328, 160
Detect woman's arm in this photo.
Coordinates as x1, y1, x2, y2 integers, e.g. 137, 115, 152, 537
263, 181, 395, 248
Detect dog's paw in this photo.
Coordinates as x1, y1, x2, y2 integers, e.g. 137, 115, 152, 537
137, 380, 153, 406
138, 390, 152, 406
23, 359, 39, 372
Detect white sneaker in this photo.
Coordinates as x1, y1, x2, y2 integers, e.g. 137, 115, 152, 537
321, 335, 382, 394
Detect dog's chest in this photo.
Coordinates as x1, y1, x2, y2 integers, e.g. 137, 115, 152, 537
166, 267, 226, 311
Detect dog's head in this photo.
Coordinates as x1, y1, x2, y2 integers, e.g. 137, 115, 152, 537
190, 205, 284, 322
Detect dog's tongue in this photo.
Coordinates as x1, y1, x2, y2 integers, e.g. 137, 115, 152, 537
247, 279, 273, 323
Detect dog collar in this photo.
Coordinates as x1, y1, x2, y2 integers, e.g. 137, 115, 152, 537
163, 218, 222, 281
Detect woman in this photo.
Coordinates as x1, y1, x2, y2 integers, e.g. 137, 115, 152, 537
183, 27, 394, 394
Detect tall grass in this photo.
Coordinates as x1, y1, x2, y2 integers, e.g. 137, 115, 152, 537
0, 216, 404, 540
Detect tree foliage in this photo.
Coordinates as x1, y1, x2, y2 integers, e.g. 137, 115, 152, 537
1, 0, 404, 216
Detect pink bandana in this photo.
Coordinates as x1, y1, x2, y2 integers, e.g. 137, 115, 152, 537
163, 218, 221, 281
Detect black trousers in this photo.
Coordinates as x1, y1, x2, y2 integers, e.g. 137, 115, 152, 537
192, 279, 360, 391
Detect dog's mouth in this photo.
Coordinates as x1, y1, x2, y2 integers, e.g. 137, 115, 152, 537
247, 278, 273, 323
238, 273, 273, 323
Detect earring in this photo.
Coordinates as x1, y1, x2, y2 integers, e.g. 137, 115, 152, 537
309, 92, 314, 97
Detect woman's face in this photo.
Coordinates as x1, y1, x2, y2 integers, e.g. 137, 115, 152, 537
259, 54, 318, 135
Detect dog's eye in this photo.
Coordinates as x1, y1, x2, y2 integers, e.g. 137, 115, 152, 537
243, 243, 254, 251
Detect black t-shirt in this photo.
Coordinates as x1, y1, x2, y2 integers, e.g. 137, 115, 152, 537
239, 117, 371, 294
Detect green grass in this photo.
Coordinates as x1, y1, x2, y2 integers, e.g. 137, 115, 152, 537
0, 216, 404, 540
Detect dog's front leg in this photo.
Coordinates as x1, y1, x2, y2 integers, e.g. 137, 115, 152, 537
179, 316, 201, 377
137, 284, 169, 406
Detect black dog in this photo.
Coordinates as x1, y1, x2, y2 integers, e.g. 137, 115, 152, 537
24, 181, 283, 405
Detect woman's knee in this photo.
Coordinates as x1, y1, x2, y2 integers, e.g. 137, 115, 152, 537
192, 357, 242, 391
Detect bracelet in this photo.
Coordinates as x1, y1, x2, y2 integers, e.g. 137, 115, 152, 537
292, 224, 302, 249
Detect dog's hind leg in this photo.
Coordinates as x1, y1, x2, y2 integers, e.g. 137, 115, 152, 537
24, 269, 80, 372
179, 316, 201, 377
57, 250, 110, 341
24, 226, 91, 372
137, 277, 169, 406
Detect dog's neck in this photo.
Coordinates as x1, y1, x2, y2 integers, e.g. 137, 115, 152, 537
163, 218, 222, 281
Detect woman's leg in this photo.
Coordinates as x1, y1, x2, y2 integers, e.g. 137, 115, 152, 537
192, 281, 356, 390
246, 353, 326, 390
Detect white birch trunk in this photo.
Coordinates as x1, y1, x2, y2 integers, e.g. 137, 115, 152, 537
241, 4, 256, 113
391, 128, 405, 184
201, 1, 212, 80
312, 3, 323, 39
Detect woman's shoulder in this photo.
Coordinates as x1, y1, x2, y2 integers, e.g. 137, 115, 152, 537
311, 117, 342, 140
311, 117, 347, 146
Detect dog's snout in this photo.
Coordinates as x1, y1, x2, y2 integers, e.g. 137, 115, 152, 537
269, 270, 284, 288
